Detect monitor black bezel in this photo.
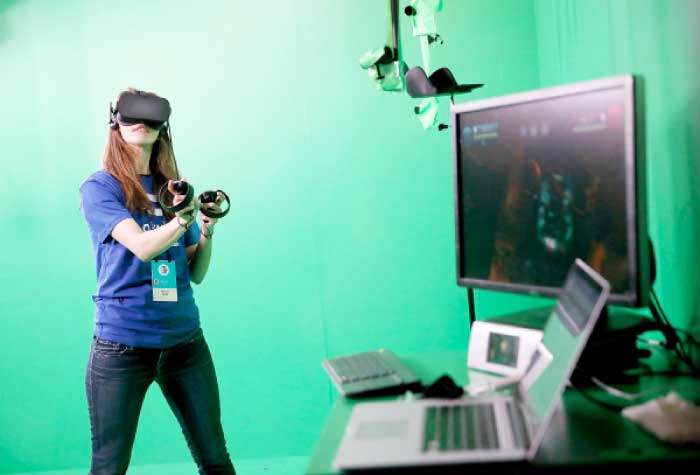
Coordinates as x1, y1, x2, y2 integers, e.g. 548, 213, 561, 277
451, 74, 649, 307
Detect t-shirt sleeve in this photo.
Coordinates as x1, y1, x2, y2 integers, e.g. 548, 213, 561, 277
79, 174, 133, 244
184, 220, 201, 247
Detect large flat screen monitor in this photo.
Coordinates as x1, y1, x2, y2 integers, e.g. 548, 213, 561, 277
451, 75, 648, 307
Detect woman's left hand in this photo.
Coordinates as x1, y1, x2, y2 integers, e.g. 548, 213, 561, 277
199, 192, 226, 236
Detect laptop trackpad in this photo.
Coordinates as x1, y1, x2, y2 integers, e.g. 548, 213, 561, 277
356, 419, 410, 439
334, 404, 422, 470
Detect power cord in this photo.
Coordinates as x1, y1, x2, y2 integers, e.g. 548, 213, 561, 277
568, 371, 627, 413
648, 288, 700, 376
569, 364, 700, 413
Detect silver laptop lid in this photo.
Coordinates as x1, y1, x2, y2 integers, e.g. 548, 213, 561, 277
524, 258, 610, 459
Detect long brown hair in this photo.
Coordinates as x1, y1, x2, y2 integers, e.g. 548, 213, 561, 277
102, 88, 179, 213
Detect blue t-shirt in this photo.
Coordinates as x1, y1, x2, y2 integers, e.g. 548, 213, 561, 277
79, 170, 201, 348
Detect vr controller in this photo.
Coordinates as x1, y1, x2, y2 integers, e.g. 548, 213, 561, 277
158, 181, 230, 219
198, 188, 230, 219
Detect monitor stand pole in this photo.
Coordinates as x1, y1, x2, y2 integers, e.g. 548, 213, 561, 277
467, 288, 477, 327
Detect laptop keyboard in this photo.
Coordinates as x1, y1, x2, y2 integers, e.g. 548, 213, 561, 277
423, 403, 500, 452
327, 351, 396, 383
322, 350, 422, 398
505, 400, 530, 449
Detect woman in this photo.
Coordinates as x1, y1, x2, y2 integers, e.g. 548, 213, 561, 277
79, 89, 236, 475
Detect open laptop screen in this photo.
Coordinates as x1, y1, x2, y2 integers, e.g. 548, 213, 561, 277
523, 259, 610, 457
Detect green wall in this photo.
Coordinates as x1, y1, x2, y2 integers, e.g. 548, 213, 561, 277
2, 0, 696, 473
0, 1, 539, 472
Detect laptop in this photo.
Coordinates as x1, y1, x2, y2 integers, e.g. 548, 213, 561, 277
333, 258, 610, 471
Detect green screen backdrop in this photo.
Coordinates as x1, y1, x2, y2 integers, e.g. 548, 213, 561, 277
0, 0, 696, 473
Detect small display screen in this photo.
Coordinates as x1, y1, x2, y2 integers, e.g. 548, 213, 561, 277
487, 332, 520, 368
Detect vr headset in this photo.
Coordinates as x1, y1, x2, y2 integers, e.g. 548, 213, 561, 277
109, 90, 171, 129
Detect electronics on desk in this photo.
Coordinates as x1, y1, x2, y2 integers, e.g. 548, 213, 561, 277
467, 341, 553, 396
322, 349, 422, 398
467, 320, 544, 378
466, 319, 553, 396
333, 258, 611, 472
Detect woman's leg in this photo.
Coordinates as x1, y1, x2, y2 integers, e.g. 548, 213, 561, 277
156, 331, 236, 475
86, 338, 157, 475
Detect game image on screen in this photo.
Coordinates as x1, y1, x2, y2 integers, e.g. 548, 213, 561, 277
487, 332, 520, 368
456, 86, 633, 296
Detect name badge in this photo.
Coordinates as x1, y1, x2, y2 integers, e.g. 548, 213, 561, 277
151, 260, 178, 302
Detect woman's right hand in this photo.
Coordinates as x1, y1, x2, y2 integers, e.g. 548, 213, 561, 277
168, 179, 199, 222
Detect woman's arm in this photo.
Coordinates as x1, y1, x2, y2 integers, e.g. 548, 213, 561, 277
187, 194, 224, 284
112, 211, 196, 262
187, 222, 215, 285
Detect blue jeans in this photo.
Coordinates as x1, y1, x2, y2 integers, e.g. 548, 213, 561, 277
85, 329, 236, 475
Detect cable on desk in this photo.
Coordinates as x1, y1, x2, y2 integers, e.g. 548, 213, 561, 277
571, 364, 700, 411
649, 288, 700, 376
568, 369, 628, 412
588, 375, 679, 402
633, 368, 697, 378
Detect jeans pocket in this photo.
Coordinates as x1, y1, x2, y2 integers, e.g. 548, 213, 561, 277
94, 338, 133, 356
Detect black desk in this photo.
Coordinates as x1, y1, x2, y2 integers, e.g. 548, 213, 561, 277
306, 350, 700, 474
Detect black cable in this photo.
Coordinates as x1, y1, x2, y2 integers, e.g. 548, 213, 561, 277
572, 360, 700, 414
166, 121, 180, 180
632, 368, 697, 378
648, 288, 700, 375
652, 290, 694, 366
675, 329, 699, 367
649, 290, 676, 347
571, 367, 630, 407
568, 374, 628, 413
674, 327, 700, 350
